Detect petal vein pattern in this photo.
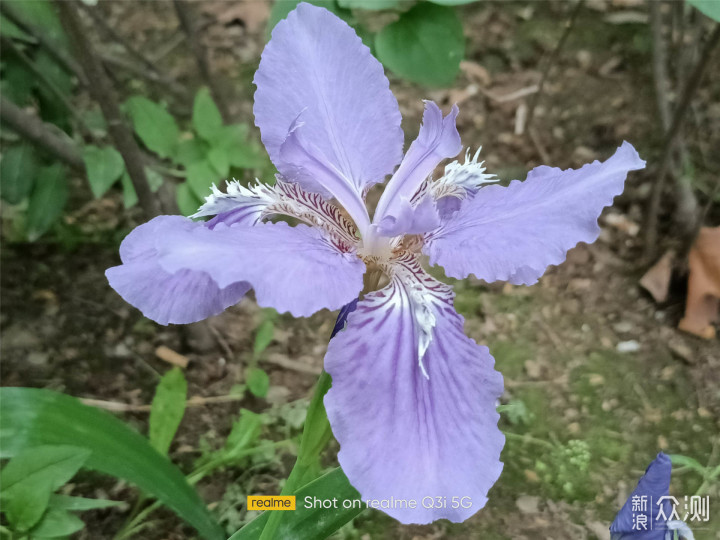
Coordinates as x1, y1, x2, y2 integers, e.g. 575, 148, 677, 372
194, 179, 359, 249
323, 252, 504, 524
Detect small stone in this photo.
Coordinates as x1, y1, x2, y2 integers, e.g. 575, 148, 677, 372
586, 521, 610, 540
589, 374, 605, 386
2, 324, 41, 349
515, 495, 540, 514
568, 422, 581, 434
616, 340, 640, 353
612, 321, 633, 333
524, 469, 539, 483
28, 351, 49, 367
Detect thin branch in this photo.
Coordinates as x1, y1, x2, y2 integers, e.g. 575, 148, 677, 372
79, 394, 246, 413
56, 0, 160, 218
524, 0, 584, 132
79, 3, 189, 101
0, 1, 87, 86
100, 53, 190, 102
650, 2, 672, 131
0, 97, 84, 170
643, 23, 720, 260
172, 0, 230, 121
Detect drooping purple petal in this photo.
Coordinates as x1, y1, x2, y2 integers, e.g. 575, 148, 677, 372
373, 101, 461, 236
106, 216, 250, 325
610, 453, 672, 539
107, 216, 365, 321
254, 2, 403, 230
425, 142, 646, 285
324, 255, 504, 524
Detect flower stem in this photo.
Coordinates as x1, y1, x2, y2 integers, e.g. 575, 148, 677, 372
259, 371, 333, 540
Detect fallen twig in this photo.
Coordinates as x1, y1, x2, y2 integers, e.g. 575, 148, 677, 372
80, 394, 245, 413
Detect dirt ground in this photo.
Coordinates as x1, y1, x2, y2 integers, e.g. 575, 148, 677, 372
2, 1, 719, 539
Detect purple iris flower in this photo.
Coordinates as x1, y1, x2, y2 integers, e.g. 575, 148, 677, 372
106, 3, 645, 524
610, 453, 694, 540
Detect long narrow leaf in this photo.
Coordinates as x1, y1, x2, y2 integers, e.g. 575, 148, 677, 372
229, 467, 364, 540
0, 387, 224, 540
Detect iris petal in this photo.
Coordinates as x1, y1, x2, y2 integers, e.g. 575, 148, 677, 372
254, 3, 403, 230
425, 142, 646, 285
107, 216, 365, 321
324, 255, 504, 524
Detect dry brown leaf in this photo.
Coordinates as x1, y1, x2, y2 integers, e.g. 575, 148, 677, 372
155, 345, 189, 368
679, 227, 720, 339
639, 250, 675, 303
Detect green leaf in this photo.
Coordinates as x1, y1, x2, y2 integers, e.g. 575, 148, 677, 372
208, 146, 230, 177
193, 87, 223, 142
375, 3, 464, 86
145, 166, 164, 192
120, 172, 138, 209
253, 319, 275, 357
246, 368, 270, 398
224, 410, 263, 456
149, 368, 188, 456
82, 145, 125, 199
0, 57, 35, 105
29, 509, 84, 538
25, 164, 67, 241
175, 138, 209, 167
48, 494, 123, 511
0, 144, 38, 204
125, 96, 179, 158
176, 182, 203, 216
0, 387, 224, 540
0, 445, 90, 531
186, 160, 221, 199
1, 476, 53, 531
668, 454, 707, 475
687, 0, 720, 21
7, 0, 67, 48
230, 468, 363, 540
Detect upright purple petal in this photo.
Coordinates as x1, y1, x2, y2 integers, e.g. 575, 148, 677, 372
254, 3, 403, 229
324, 255, 504, 524
106, 216, 250, 325
425, 142, 646, 284
373, 101, 461, 236
107, 216, 365, 322
610, 453, 672, 539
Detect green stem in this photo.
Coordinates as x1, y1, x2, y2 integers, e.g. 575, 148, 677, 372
259, 371, 333, 540
504, 431, 556, 450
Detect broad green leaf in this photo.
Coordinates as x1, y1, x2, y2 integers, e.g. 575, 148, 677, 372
687, 0, 720, 21
29, 509, 84, 538
246, 368, 270, 398
0, 14, 30, 40
48, 494, 123, 511
35, 50, 73, 97
125, 96, 180, 158
208, 146, 230, 177
2, 476, 53, 531
0, 144, 38, 204
82, 145, 125, 199
0, 445, 89, 531
253, 319, 275, 357
229, 468, 364, 540
193, 87, 223, 141
175, 137, 208, 167
176, 182, 203, 216
0, 387, 224, 540
225, 410, 263, 456
0, 56, 35, 105
25, 164, 67, 241
375, 3, 464, 86
6, 0, 68, 48
120, 172, 138, 209
0, 445, 90, 496
149, 368, 188, 456
186, 160, 220, 199
337, 0, 400, 9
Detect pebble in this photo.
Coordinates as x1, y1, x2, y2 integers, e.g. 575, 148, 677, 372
616, 340, 640, 353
